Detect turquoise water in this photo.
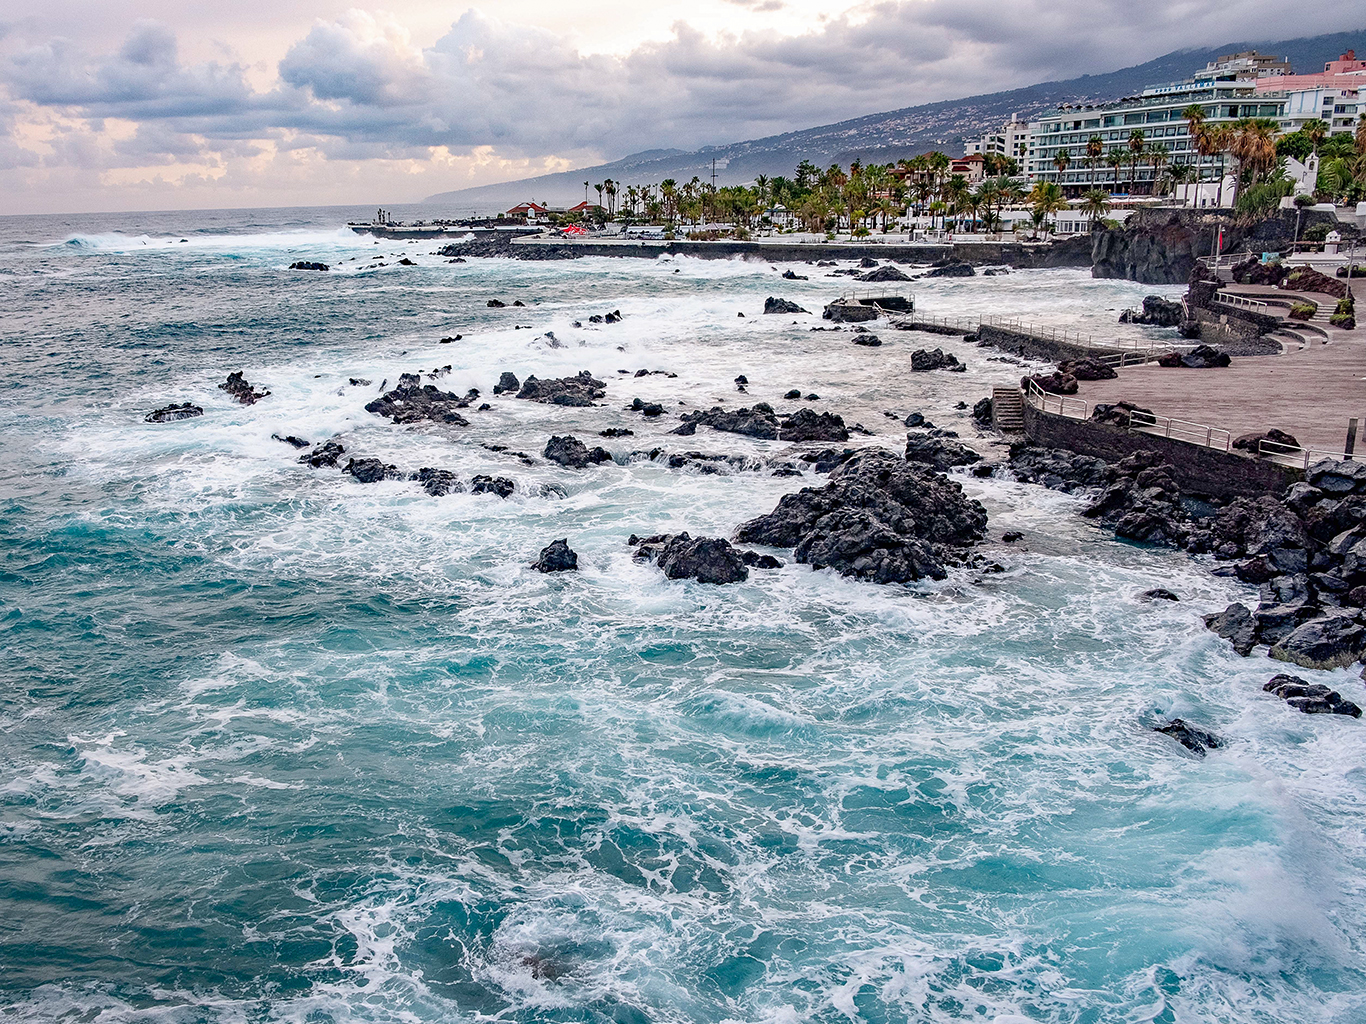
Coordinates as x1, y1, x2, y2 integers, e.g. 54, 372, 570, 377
1, 208, 1364, 1023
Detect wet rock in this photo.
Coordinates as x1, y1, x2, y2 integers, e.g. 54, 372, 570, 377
859, 257, 878, 268
673, 404, 779, 439
219, 371, 270, 405
1269, 613, 1366, 671
1119, 296, 1184, 326
1263, 673, 1362, 717
629, 398, 665, 417
289, 261, 329, 271
600, 427, 634, 437
631, 532, 749, 584
852, 334, 882, 347
493, 371, 521, 395
734, 448, 987, 583
544, 434, 613, 469
344, 457, 402, 483
487, 299, 506, 307
971, 398, 994, 425
1006, 445, 1111, 492
533, 538, 579, 572
764, 297, 809, 315
1203, 602, 1258, 656
779, 409, 849, 443
273, 434, 310, 449
1307, 460, 1366, 496
1157, 344, 1230, 369
348, 378, 372, 387
1023, 371, 1077, 395
366, 373, 470, 426
740, 550, 784, 568
299, 440, 345, 469
856, 264, 911, 282
781, 270, 807, 280
903, 431, 982, 471
924, 260, 975, 278
471, 475, 514, 497
398, 258, 415, 266
516, 371, 607, 406
910, 348, 963, 373
410, 467, 463, 496
1140, 588, 1180, 601
1154, 718, 1223, 756
145, 402, 203, 423
798, 448, 856, 474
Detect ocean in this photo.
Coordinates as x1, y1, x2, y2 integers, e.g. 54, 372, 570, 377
1, 206, 1363, 1024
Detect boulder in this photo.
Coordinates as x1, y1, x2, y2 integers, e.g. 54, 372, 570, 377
1023, 371, 1077, 395
971, 397, 994, 425
493, 371, 521, 394
631, 533, 749, 584
273, 434, 310, 449
779, 409, 849, 442
764, 297, 809, 315
1233, 428, 1300, 454
533, 539, 579, 572
1006, 445, 1111, 492
856, 264, 911, 282
924, 260, 975, 278
299, 440, 346, 469
1269, 614, 1366, 670
1203, 602, 1258, 656
1118, 295, 1184, 327
366, 374, 471, 425
1058, 358, 1117, 381
344, 458, 402, 483
734, 448, 988, 584
145, 402, 203, 423
904, 432, 982, 471
852, 334, 882, 347
544, 434, 613, 469
1158, 344, 1230, 369
910, 348, 963, 372
1154, 719, 1223, 756
410, 468, 462, 496
289, 261, 329, 271
219, 371, 270, 405
470, 475, 514, 497
516, 371, 607, 406
1140, 588, 1180, 601
1263, 673, 1362, 717
781, 270, 808, 280
1090, 402, 1153, 428
1307, 460, 1366, 496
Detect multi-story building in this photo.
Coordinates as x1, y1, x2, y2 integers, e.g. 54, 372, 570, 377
965, 114, 1032, 161
1024, 51, 1291, 202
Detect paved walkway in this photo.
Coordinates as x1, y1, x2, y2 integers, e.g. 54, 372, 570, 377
1075, 337, 1366, 453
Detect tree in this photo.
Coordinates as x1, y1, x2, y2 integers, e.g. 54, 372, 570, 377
1053, 149, 1071, 192
1182, 104, 1207, 203
1164, 161, 1193, 201
1302, 118, 1329, 155
1147, 143, 1170, 195
1086, 134, 1105, 187
1356, 113, 1366, 158
1106, 148, 1124, 193
1081, 188, 1111, 227
1127, 129, 1146, 194
1029, 181, 1067, 237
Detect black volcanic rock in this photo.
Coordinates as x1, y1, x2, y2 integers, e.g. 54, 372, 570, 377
735, 448, 987, 583
533, 538, 579, 572
764, 297, 809, 314
493, 371, 521, 394
1154, 719, 1223, 756
673, 404, 780, 439
366, 373, 471, 425
544, 434, 612, 468
1263, 673, 1362, 717
471, 475, 515, 497
410, 468, 463, 496
856, 264, 911, 282
779, 409, 848, 442
904, 431, 982, 471
219, 371, 270, 405
145, 402, 203, 423
630, 532, 749, 584
516, 371, 607, 406
344, 457, 402, 483
299, 440, 346, 469
910, 348, 963, 372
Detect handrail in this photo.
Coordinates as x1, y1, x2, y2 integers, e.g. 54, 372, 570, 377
1128, 410, 1232, 451
839, 288, 914, 302
1213, 292, 1274, 313
1258, 439, 1352, 469
1023, 378, 1088, 419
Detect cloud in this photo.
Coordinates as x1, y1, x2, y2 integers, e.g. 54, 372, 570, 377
0, 1, 1354, 210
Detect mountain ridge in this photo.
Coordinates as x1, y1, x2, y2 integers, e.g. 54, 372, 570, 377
424, 29, 1365, 212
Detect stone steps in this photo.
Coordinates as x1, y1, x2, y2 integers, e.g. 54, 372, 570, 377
992, 387, 1025, 432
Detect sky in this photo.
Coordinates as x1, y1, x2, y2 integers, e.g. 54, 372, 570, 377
0, 0, 1354, 215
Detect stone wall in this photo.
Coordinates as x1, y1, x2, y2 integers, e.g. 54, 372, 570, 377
976, 324, 1100, 364
1022, 402, 1300, 498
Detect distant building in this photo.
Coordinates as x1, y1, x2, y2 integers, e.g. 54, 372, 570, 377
1255, 49, 1366, 92
949, 153, 987, 183
965, 114, 1032, 161
1279, 82, 1361, 135
506, 201, 549, 222
567, 201, 604, 215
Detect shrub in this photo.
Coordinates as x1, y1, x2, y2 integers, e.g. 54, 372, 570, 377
1336, 297, 1356, 315
1288, 302, 1317, 320
1303, 223, 1331, 242
1329, 312, 1356, 329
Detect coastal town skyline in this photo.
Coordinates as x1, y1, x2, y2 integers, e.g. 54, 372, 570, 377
0, 1, 1358, 215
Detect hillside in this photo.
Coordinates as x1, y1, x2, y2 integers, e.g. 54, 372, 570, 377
423, 29, 1364, 213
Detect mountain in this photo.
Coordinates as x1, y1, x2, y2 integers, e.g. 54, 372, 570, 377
423, 29, 1365, 213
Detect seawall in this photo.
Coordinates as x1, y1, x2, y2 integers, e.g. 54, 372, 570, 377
1021, 402, 1300, 498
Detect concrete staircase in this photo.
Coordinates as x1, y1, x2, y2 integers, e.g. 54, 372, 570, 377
992, 387, 1025, 432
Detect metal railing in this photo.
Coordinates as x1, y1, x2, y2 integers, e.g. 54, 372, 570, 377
1197, 251, 1254, 270
1213, 292, 1275, 313
1258, 439, 1352, 469
1023, 378, 1088, 419
978, 315, 1095, 348
839, 288, 914, 303
1128, 410, 1233, 450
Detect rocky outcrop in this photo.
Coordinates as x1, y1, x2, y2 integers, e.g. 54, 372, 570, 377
516, 371, 606, 406
289, 261, 329, 271
366, 374, 471, 425
673, 404, 779, 439
533, 539, 579, 572
764, 297, 809, 314
856, 265, 911, 283
471, 475, 515, 497
1079, 451, 1188, 546
852, 334, 882, 347
300, 440, 346, 469
544, 434, 613, 468
779, 409, 849, 442
904, 431, 982, 471
1233, 428, 1300, 454
971, 397, 994, 425
273, 434, 310, 449
410, 468, 462, 496
924, 260, 975, 278
1154, 719, 1223, 756
910, 348, 964, 372
1006, 444, 1111, 492
630, 533, 749, 584
1119, 296, 1184, 327
1057, 358, 1117, 381
344, 457, 403, 483
219, 371, 270, 405
493, 371, 520, 394
145, 402, 203, 423
1023, 371, 1077, 395
734, 448, 987, 583
1263, 674, 1362, 717
1270, 614, 1366, 671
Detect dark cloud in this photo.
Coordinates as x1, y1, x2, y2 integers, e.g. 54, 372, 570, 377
0, 1, 1352, 176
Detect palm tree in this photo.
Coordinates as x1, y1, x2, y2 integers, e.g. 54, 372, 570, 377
1085, 134, 1104, 188
1301, 118, 1329, 156
1053, 149, 1071, 194
1356, 112, 1366, 158
1205, 124, 1234, 207
1029, 181, 1067, 236
1181, 104, 1207, 203
1230, 118, 1280, 189
594, 183, 605, 212
1147, 143, 1169, 195
1127, 129, 1146, 194
1106, 148, 1124, 194
1163, 161, 1192, 201
1081, 188, 1111, 227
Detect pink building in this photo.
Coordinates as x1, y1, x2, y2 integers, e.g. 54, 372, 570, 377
1256, 50, 1366, 92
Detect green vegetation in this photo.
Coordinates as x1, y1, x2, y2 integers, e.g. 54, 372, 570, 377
1288, 301, 1317, 320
